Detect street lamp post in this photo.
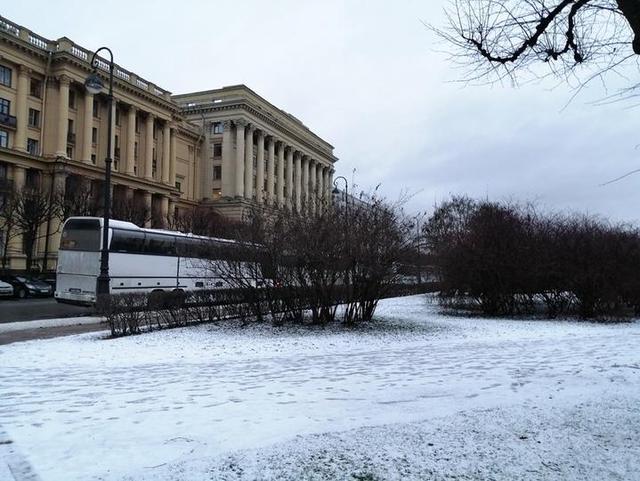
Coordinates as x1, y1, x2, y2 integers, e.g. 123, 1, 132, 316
332, 175, 348, 213
85, 47, 114, 299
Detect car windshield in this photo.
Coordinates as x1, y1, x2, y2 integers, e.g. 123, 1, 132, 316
15, 276, 27, 282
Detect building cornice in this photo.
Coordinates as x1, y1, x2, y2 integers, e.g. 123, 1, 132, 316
182, 101, 339, 163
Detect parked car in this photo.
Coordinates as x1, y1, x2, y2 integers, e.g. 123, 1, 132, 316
0, 276, 53, 299
0, 280, 14, 298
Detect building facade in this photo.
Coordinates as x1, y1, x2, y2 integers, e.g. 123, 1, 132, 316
0, 16, 337, 271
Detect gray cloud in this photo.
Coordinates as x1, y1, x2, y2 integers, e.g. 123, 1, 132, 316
6, 0, 639, 221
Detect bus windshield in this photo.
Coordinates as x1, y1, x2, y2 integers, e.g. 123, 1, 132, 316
60, 218, 101, 251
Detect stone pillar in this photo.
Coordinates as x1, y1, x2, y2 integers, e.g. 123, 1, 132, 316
202, 122, 212, 200
221, 120, 233, 197
309, 159, 317, 215
14, 65, 29, 152
159, 195, 169, 228
126, 106, 136, 175
328, 169, 334, 204
255, 130, 265, 204
49, 171, 67, 255
8, 167, 26, 265
317, 164, 325, 212
144, 113, 154, 180
301, 155, 309, 211
143, 191, 152, 228
277, 142, 285, 206
82, 92, 94, 163
234, 120, 246, 197
266, 136, 275, 205
169, 128, 176, 186
294, 151, 302, 212
168, 198, 175, 226
56, 75, 71, 157
286, 147, 294, 208
162, 122, 170, 184
244, 125, 255, 199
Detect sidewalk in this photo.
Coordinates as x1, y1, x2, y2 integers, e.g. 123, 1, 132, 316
0, 317, 106, 345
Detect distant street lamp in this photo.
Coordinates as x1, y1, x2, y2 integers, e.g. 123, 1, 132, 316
85, 47, 114, 299
332, 175, 348, 212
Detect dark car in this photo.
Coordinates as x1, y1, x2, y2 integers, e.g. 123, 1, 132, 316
0, 276, 54, 299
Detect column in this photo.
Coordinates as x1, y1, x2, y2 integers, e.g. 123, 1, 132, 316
126, 106, 136, 175
234, 120, 246, 197
162, 122, 170, 184
294, 151, 302, 211
49, 171, 67, 254
8, 167, 26, 266
277, 142, 285, 206
328, 169, 334, 203
56, 75, 71, 157
144, 113, 154, 180
221, 120, 233, 197
169, 128, 176, 186
266, 136, 275, 205
244, 125, 254, 199
301, 155, 309, 211
255, 130, 265, 204
82, 92, 94, 163
286, 147, 294, 209
143, 191, 152, 228
317, 163, 325, 211
159, 195, 169, 228
14, 65, 29, 152
202, 122, 212, 199
309, 159, 317, 215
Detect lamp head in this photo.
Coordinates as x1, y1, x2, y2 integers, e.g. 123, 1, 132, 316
84, 71, 104, 95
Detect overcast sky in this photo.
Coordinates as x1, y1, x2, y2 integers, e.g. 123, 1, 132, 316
5, 1, 640, 222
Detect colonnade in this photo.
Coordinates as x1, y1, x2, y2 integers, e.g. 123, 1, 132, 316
216, 119, 334, 212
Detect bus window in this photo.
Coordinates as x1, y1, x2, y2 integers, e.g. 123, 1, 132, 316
146, 233, 176, 256
60, 219, 101, 251
110, 229, 145, 254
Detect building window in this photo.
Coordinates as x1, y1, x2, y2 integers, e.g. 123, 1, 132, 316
93, 99, 99, 118
115, 108, 120, 126
28, 108, 40, 128
30, 78, 42, 98
0, 66, 11, 87
213, 165, 222, 180
213, 143, 222, 158
175, 179, 182, 192
91, 153, 96, 164
0, 130, 7, 148
27, 138, 39, 155
0, 98, 10, 116
68, 90, 76, 109
66, 146, 73, 158
211, 122, 223, 134
92, 127, 97, 144
134, 141, 138, 159
135, 116, 140, 133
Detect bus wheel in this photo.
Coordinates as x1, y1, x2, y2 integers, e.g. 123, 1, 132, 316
148, 290, 165, 310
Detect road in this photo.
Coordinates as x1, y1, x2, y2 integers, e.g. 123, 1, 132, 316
0, 297, 93, 323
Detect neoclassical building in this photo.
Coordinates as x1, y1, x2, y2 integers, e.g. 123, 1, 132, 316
0, 15, 337, 271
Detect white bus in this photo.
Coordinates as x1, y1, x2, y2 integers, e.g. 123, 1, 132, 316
55, 217, 247, 305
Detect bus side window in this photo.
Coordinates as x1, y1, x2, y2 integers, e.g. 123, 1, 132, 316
110, 229, 145, 253
146, 233, 176, 256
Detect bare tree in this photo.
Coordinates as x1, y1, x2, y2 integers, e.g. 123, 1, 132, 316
12, 186, 61, 272
111, 196, 152, 227
433, 1, 640, 93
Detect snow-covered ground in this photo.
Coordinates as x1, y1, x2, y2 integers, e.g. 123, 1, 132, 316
0, 295, 638, 481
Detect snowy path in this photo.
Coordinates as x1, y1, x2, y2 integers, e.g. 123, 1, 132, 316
0, 296, 638, 480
